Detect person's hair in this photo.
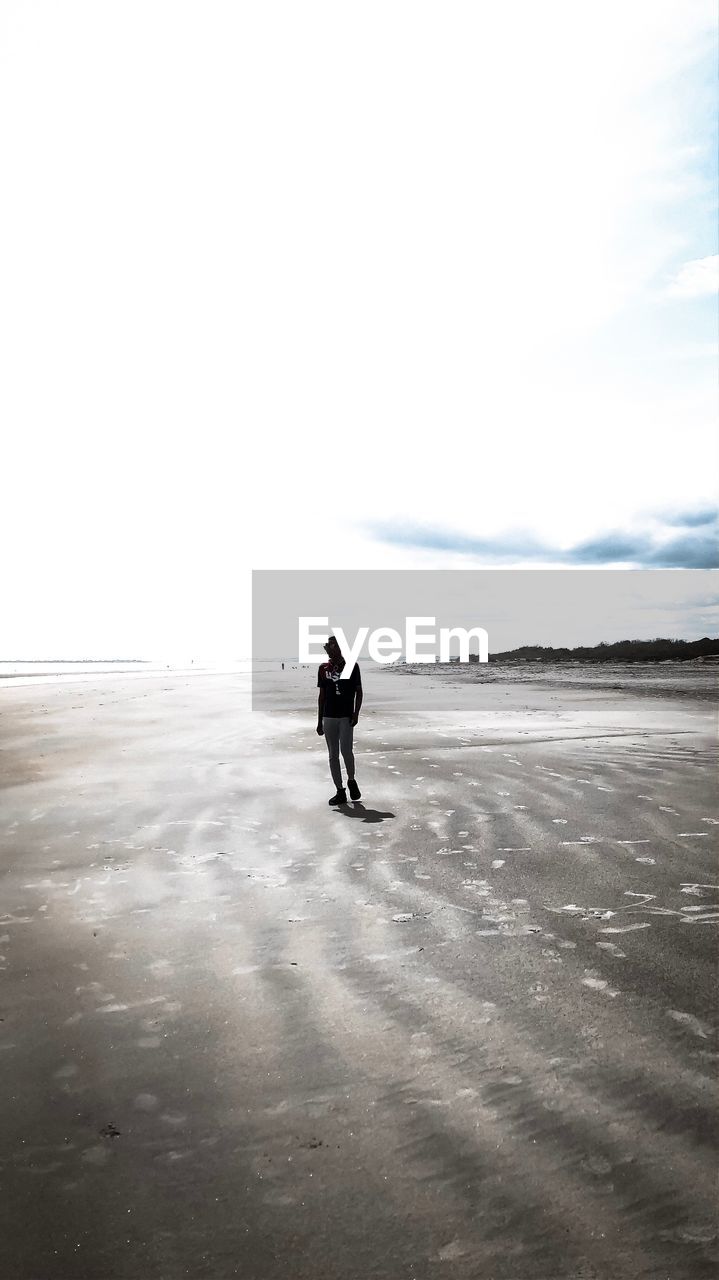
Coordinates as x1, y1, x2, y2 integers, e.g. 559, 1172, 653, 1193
325, 636, 345, 670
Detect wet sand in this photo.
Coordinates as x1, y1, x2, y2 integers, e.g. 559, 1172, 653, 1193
0, 666, 717, 1279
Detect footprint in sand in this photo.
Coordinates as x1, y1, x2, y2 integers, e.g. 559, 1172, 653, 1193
601, 923, 650, 935
582, 974, 620, 998
596, 941, 626, 958
53, 1063, 79, 1079
437, 1240, 468, 1262
81, 1146, 109, 1166
134, 1093, 159, 1111
667, 1010, 712, 1039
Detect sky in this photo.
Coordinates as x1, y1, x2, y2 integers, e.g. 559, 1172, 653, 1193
1, 1, 717, 658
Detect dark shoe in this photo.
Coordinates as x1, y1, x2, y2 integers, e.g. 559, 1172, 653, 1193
347, 778, 361, 801
329, 788, 347, 806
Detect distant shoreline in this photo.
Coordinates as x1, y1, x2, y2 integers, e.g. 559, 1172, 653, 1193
381, 658, 718, 702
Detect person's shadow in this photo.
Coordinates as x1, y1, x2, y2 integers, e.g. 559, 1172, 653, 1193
336, 802, 395, 824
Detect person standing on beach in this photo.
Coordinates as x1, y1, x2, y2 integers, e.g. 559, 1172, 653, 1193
317, 635, 362, 805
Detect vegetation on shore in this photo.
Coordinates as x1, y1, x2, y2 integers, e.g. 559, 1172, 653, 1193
484, 637, 718, 663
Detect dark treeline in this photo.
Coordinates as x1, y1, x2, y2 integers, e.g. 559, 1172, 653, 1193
485, 637, 719, 663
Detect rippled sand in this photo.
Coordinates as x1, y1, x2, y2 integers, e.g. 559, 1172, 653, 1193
0, 666, 717, 1279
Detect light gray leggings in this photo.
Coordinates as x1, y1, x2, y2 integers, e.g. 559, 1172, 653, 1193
323, 716, 355, 789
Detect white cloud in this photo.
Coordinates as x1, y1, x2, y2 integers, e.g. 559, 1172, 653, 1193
666, 254, 719, 297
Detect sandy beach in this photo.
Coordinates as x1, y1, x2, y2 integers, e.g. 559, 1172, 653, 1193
1, 663, 717, 1280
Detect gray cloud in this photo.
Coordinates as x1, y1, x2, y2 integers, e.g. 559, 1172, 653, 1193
667, 507, 717, 528
367, 508, 719, 568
